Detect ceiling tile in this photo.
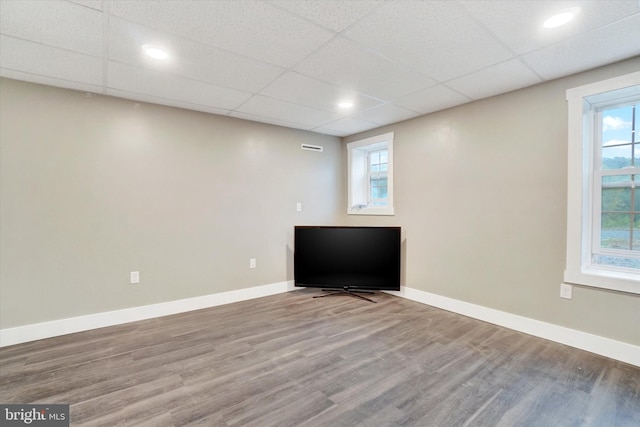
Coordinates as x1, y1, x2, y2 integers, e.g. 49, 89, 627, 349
0, 68, 103, 94
270, 1, 384, 33
460, 0, 640, 55
521, 14, 640, 80
67, 0, 103, 11
105, 88, 232, 117
0, 0, 102, 56
106, 0, 335, 68
307, 127, 345, 137
446, 59, 543, 100
260, 71, 383, 114
294, 37, 436, 101
313, 117, 380, 136
355, 103, 420, 126
0, 35, 103, 86
108, 17, 285, 93
107, 62, 252, 110
394, 84, 472, 115
342, 1, 513, 81
235, 95, 341, 128
229, 111, 314, 132
2, 0, 639, 138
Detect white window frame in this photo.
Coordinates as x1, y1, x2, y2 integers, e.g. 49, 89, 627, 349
347, 132, 394, 216
565, 71, 640, 294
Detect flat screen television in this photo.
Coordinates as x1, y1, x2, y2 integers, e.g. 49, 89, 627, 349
294, 226, 401, 293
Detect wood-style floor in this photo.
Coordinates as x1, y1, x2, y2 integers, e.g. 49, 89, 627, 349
1, 289, 639, 426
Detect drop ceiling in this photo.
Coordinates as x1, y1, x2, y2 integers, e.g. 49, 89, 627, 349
1, 0, 639, 137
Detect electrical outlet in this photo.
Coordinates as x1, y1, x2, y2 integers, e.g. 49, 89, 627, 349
296, 202, 302, 212
560, 283, 572, 299
130, 271, 140, 284
249, 258, 256, 269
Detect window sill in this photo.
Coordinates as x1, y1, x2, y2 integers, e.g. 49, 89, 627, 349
564, 268, 640, 295
348, 207, 395, 216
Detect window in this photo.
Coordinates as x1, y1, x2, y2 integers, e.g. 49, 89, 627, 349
347, 132, 394, 215
594, 103, 640, 269
565, 71, 640, 294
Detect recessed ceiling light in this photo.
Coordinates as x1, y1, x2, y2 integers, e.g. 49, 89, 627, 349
543, 7, 580, 29
338, 101, 354, 109
143, 44, 168, 60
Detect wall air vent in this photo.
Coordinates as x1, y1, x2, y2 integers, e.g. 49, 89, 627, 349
301, 144, 323, 152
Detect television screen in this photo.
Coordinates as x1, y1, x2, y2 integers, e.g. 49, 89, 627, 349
294, 226, 401, 291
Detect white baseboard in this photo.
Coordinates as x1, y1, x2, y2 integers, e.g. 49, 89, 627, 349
385, 286, 640, 367
0, 280, 296, 347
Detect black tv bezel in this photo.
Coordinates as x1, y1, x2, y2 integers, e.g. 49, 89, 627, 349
293, 225, 401, 292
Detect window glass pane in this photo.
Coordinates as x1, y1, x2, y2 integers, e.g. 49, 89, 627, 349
602, 105, 633, 144
602, 145, 631, 169
379, 184, 388, 199
601, 213, 631, 249
370, 177, 387, 201
602, 174, 631, 184
380, 150, 388, 163
602, 105, 634, 169
602, 187, 631, 212
371, 186, 379, 199
634, 216, 640, 251
594, 254, 640, 269
370, 152, 379, 165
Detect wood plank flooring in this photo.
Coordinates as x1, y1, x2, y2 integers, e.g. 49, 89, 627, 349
1, 289, 639, 426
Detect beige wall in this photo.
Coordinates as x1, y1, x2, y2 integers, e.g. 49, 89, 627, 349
3, 58, 640, 347
344, 57, 640, 346
0, 78, 343, 328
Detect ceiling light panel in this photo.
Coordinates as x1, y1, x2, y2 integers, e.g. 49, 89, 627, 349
143, 45, 168, 60
543, 9, 579, 29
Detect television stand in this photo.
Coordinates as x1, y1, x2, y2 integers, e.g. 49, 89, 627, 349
313, 286, 377, 303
